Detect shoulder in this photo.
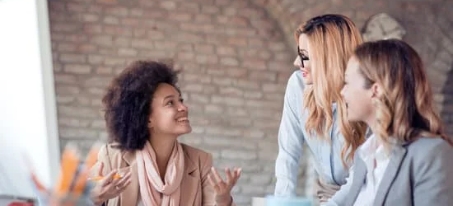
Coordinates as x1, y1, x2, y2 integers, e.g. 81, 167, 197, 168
97, 143, 124, 160
181, 143, 213, 164
287, 70, 304, 91
406, 137, 452, 155
405, 137, 453, 166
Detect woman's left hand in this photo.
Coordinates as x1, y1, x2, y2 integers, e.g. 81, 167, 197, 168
208, 167, 241, 200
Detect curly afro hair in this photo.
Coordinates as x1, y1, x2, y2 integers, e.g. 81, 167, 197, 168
102, 60, 179, 151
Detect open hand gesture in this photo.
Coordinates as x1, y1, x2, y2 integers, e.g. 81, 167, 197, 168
208, 167, 241, 200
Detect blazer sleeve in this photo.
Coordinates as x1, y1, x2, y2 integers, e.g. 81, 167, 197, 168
89, 144, 113, 206
413, 140, 453, 206
200, 153, 236, 206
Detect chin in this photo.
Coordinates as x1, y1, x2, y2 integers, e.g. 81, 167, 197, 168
302, 80, 313, 85
177, 126, 192, 135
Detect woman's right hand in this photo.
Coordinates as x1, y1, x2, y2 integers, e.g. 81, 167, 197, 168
90, 162, 132, 206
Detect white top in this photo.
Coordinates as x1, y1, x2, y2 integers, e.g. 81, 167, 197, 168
353, 134, 390, 206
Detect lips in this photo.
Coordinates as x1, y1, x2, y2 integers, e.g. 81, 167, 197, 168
301, 70, 308, 77
176, 116, 189, 123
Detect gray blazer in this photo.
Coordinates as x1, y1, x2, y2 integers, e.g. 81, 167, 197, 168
329, 137, 453, 206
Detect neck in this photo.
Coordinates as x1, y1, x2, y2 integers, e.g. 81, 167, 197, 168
365, 114, 380, 140
149, 133, 177, 180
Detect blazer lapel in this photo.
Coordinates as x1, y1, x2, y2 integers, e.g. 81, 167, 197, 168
373, 145, 407, 206
345, 157, 367, 206
120, 150, 139, 206
180, 150, 199, 206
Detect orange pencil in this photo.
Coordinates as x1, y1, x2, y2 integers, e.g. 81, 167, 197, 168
89, 173, 122, 182
71, 144, 101, 196
53, 144, 80, 197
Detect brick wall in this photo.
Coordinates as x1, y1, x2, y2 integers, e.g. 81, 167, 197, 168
48, 0, 453, 205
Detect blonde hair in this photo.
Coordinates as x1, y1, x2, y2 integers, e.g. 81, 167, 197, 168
354, 39, 452, 147
295, 14, 368, 165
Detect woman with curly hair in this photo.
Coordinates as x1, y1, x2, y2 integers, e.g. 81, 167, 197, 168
274, 14, 368, 203
329, 39, 453, 205
89, 60, 240, 206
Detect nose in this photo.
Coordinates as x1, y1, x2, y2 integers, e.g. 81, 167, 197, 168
293, 55, 301, 67
177, 102, 188, 112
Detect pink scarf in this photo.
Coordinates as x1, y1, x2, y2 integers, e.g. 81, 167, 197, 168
136, 141, 184, 206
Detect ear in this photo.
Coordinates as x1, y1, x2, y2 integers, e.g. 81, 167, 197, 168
148, 119, 153, 128
370, 83, 383, 98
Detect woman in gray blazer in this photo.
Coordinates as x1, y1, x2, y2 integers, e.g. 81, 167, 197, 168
328, 39, 453, 206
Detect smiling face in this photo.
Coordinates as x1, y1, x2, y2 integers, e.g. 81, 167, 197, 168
341, 56, 375, 122
293, 34, 313, 85
148, 83, 192, 137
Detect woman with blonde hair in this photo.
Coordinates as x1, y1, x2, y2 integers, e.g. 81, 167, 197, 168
331, 39, 453, 205
274, 14, 368, 203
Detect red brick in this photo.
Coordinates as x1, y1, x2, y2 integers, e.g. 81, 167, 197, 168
226, 68, 247, 78
105, 7, 128, 17
130, 9, 144, 17
227, 37, 247, 46
194, 14, 211, 23
56, 86, 80, 94
262, 83, 285, 92
220, 57, 239, 66
60, 54, 86, 63
121, 18, 140, 26
195, 54, 219, 64
118, 48, 138, 56
242, 59, 267, 70
104, 57, 126, 66
147, 30, 165, 40
219, 87, 244, 97
160, 1, 177, 10
249, 71, 277, 82
88, 5, 102, 13
216, 46, 236, 56
58, 43, 78, 52
169, 13, 193, 22
134, 29, 146, 37
64, 64, 92, 74
104, 25, 132, 37
97, 0, 117, 5
103, 16, 120, 24
201, 5, 220, 14
95, 66, 113, 74
52, 23, 79, 32
179, 2, 201, 12
78, 44, 97, 53
80, 14, 99, 22
113, 37, 130, 47
90, 35, 113, 46
83, 25, 102, 33
67, 3, 86, 12
131, 39, 153, 49
54, 74, 78, 84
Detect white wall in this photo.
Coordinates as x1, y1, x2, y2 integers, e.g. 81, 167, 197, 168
0, 0, 60, 198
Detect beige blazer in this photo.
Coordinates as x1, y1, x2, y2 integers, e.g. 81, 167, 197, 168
91, 143, 235, 206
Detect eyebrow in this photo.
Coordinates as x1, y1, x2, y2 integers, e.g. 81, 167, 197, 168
300, 49, 309, 55
163, 95, 175, 101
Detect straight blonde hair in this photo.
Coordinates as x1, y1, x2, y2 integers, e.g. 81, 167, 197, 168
295, 14, 368, 165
